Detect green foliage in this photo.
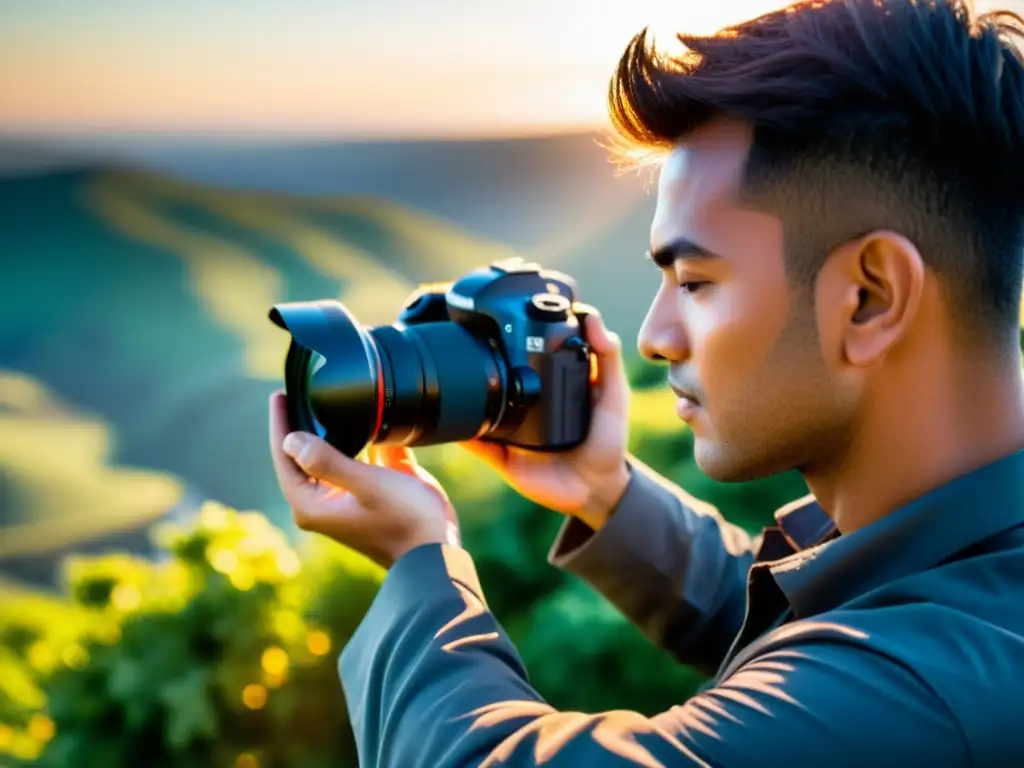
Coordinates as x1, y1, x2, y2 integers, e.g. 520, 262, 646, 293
0, 503, 385, 768
0, 580, 96, 764
517, 578, 708, 714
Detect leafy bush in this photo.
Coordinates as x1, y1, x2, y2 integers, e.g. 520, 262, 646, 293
0, 503, 384, 767
0, 579, 98, 764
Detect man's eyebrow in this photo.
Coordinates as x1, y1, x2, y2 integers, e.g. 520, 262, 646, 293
646, 238, 723, 268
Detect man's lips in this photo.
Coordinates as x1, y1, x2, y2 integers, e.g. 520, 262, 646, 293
669, 384, 700, 406
669, 381, 702, 421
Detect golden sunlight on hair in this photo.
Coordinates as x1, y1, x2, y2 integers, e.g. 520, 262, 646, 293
641, 0, 794, 41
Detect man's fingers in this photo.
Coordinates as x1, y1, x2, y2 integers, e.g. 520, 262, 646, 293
584, 314, 628, 412
269, 391, 308, 487
290, 486, 361, 533
283, 431, 377, 497
585, 311, 623, 363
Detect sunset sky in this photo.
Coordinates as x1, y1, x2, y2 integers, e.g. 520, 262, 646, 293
1, 0, 1020, 138
0, 0, 793, 138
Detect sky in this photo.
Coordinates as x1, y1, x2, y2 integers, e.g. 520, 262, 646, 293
0, 0, 1021, 139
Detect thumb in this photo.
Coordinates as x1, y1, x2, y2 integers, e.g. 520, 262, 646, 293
283, 432, 378, 494
584, 314, 628, 413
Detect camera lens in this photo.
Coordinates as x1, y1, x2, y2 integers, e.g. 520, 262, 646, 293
269, 301, 508, 457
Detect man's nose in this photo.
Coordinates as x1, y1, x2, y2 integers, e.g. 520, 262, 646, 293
637, 285, 689, 363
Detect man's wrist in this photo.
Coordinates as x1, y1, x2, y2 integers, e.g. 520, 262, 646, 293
578, 461, 632, 531
384, 520, 461, 569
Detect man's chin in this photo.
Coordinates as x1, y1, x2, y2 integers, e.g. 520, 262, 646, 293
692, 441, 785, 484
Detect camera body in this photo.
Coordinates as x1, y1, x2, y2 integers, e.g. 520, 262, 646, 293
395, 257, 593, 451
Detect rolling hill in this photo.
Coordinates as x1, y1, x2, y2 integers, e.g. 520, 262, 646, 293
5, 132, 652, 255
1, 132, 662, 337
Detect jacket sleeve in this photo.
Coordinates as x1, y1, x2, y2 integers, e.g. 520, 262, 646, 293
546, 457, 756, 675
338, 543, 967, 768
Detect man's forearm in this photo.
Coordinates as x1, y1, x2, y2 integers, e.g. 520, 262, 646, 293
548, 457, 755, 676
339, 542, 966, 768
339, 544, 550, 768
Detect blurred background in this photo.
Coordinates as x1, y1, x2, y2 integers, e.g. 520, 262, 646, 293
1, 1, 1022, 765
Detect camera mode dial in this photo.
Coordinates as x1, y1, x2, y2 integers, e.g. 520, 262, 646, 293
527, 292, 571, 322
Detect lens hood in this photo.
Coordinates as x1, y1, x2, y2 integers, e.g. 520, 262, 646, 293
269, 301, 384, 458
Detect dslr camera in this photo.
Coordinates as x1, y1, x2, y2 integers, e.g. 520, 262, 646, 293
268, 258, 595, 459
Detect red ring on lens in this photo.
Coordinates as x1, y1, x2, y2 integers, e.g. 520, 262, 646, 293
370, 344, 386, 441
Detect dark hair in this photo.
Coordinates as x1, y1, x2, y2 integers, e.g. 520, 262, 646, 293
609, 0, 1024, 348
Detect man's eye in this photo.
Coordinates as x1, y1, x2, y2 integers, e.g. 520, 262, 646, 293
679, 281, 710, 294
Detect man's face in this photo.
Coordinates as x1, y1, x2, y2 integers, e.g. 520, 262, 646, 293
638, 118, 853, 482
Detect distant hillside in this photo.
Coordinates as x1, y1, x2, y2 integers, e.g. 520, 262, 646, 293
0, 132, 661, 339
0, 132, 652, 254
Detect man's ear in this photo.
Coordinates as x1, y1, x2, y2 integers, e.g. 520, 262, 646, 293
817, 230, 926, 367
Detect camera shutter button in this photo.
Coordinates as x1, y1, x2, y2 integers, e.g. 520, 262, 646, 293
562, 336, 591, 362
527, 293, 571, 322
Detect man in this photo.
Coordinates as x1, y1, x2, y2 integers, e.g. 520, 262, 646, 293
270, 0, 1024, 764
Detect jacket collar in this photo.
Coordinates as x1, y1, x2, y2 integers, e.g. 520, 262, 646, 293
766, 448, 1024, 618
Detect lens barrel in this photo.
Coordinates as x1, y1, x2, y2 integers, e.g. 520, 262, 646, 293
269, 301, 507, 457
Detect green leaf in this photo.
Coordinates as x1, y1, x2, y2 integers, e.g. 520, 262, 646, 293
160, 667, 218, 749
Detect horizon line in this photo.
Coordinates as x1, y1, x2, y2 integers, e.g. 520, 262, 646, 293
0, 120, 617, 146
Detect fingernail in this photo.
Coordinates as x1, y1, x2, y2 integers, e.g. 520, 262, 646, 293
282, 432, 309, 461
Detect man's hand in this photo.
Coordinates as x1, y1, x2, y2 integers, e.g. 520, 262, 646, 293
269, 392, 459, 569
462, 311, 632, 531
